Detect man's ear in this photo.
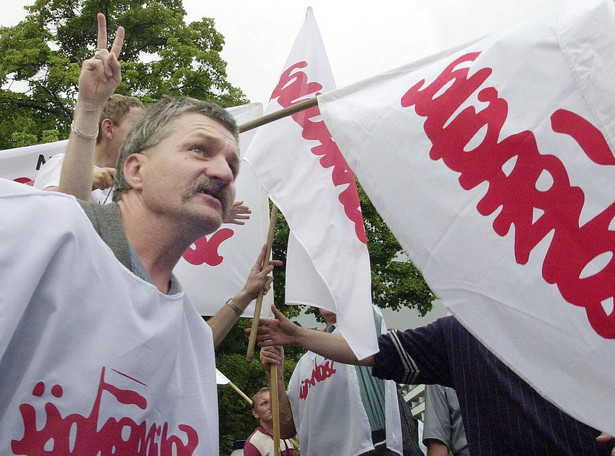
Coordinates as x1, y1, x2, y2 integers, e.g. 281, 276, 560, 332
100, 118, 114, 140
122, 153, 147, 191
252, 409, 259, 420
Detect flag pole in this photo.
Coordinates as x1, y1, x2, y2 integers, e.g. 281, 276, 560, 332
228, 381, 253, 405
239, 95, 313, 456
239, 97, 318, 133
271, 363, 281, 456
246, 204, 279, 362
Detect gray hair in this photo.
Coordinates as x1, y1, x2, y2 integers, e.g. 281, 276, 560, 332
113, 96, 239, 202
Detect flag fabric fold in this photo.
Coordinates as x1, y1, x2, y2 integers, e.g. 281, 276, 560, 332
319, 0, 615, 434
244, 7, 377, 359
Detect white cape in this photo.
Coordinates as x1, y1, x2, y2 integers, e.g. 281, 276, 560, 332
0, 179, 218, 454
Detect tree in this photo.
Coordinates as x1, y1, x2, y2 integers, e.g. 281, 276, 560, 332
0, 0, 248, 149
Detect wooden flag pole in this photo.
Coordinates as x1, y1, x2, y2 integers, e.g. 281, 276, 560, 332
239, 97, 318, 133
271, 363, 281, 456
228, 381, 253, 405
246, 204, 279, 362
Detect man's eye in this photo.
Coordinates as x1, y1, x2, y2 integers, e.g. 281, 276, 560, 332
191, 147, 204, 154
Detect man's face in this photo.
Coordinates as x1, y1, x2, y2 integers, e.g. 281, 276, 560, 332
252, 391, 272, 424
137, 112, 239, 235
108, 106, 145, 166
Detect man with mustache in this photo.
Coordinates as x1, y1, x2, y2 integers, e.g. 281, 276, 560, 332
69, 13, 275, 340
0, 13, 279, 454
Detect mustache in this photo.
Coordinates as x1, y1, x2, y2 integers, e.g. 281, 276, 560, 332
185, 177, 232, 213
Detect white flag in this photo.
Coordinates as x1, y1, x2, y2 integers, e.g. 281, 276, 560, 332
244, 7, 377, 359
320, 0, 615, 434
174, 103, 274, 317
216, 369, 231, 385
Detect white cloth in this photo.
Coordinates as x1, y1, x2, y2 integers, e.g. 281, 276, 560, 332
0, 139, 68, 183
33, 152, 113, 204
288, 351, 373, 456
0, 179, 218, 454
244, 7, 377, 359
287, 311, 402, 456
320, 0, 615, 434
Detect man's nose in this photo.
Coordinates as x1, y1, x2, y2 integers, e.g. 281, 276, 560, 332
205, 154, 234, 184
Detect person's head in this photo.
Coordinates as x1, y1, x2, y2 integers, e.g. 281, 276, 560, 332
113, 96, 240, 235
252, 387, 272, 427
97, 94, 145, 167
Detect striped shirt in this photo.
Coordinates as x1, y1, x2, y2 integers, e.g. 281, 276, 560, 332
372, 316, 612, 456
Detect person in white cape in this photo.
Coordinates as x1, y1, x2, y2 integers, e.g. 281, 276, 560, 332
0, 13, 280, 455
261, 307, 407, 456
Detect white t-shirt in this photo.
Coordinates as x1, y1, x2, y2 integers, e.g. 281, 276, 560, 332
34, 153, 113, 204
0, 179, 218, 455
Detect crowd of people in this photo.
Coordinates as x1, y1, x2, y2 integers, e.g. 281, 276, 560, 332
1, 9, 614, 456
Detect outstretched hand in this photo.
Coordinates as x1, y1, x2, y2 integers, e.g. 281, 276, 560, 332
251, 304, 301, 347
596, 433, 615, 456
224, 200, 251, 225
78, 13, 124, 111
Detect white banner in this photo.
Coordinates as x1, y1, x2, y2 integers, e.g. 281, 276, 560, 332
244, 7, 377, 359
0, 139, 68, 183
320, 0, 615, 434
0, 103, 272, 318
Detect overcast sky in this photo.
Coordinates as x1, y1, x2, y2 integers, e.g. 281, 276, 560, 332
4, 0, 566, 105
1, 0, 567, 328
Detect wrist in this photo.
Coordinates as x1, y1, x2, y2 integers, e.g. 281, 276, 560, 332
293, 325, 308, 347
74, 99, 105, 118
232, 290, 251, 312
225, 298, 243, 316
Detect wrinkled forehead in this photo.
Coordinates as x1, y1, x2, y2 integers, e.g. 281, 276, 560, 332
177, 112, 239, 150
255, 391, 270, 405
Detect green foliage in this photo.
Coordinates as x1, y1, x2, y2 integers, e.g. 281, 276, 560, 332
0, 0, 248, 149
10, 131, 38, 147
42, 129, 60, 143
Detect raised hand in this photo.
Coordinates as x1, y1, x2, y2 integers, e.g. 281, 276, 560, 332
237, 245, 283, 303
77, 13, 125, 112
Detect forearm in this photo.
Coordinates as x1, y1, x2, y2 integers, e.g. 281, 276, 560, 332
274, 370, 296, 438
60, 100, 101, 200
295, 327, 374, 366
206, 290, 252, 348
